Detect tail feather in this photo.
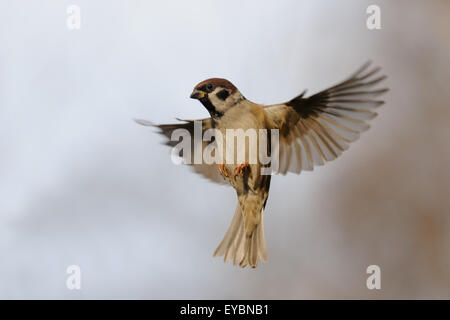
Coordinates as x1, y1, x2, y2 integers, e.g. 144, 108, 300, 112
214, 205, 242, 261
233, 222, 245, 265
213, 206, 267, 268
257, 213, 268, 261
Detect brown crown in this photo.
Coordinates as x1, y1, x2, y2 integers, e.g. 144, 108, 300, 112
194, 78, 238, 94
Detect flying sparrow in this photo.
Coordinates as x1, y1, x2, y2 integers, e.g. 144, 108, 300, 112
136, 62, 388, 268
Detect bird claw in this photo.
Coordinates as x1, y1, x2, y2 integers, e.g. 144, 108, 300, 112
235, 162, 250, 177
218, 163, 230, 179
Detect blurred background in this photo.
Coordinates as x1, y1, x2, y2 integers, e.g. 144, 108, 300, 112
0, 0, 449, 299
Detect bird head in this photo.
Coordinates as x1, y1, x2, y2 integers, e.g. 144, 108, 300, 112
190, 78, 244, 118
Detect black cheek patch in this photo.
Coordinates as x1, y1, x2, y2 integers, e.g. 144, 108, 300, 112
216, 89, 230, 101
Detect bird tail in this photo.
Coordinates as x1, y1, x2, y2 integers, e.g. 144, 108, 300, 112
213, 205, 267, 268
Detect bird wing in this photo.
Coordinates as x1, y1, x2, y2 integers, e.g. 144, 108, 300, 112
264, 62, 388, 174
135, 118, 227, 185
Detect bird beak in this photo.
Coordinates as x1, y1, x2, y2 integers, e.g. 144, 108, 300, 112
190, 90, 206, 100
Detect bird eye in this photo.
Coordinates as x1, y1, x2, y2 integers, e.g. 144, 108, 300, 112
206, 84, 214, 91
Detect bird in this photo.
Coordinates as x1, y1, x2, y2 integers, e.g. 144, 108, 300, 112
136, 62, 388, 268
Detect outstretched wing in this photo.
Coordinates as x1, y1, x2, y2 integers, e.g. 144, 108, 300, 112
136, 118, 227, 185
264, 62, 388, 174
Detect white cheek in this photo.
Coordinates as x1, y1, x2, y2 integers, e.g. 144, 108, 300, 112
209, 89, 227, 112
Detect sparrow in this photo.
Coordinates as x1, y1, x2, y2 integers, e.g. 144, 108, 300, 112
136, 62, 388, 268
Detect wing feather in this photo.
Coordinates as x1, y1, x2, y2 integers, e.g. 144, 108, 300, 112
264, 62, 388, 175
136, 118, 227, 185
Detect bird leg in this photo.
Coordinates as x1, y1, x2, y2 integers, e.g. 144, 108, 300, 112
235, 162, 250, 177
218, 163, 230, 179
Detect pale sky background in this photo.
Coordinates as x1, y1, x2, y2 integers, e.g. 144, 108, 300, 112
0, 0, 449, 299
